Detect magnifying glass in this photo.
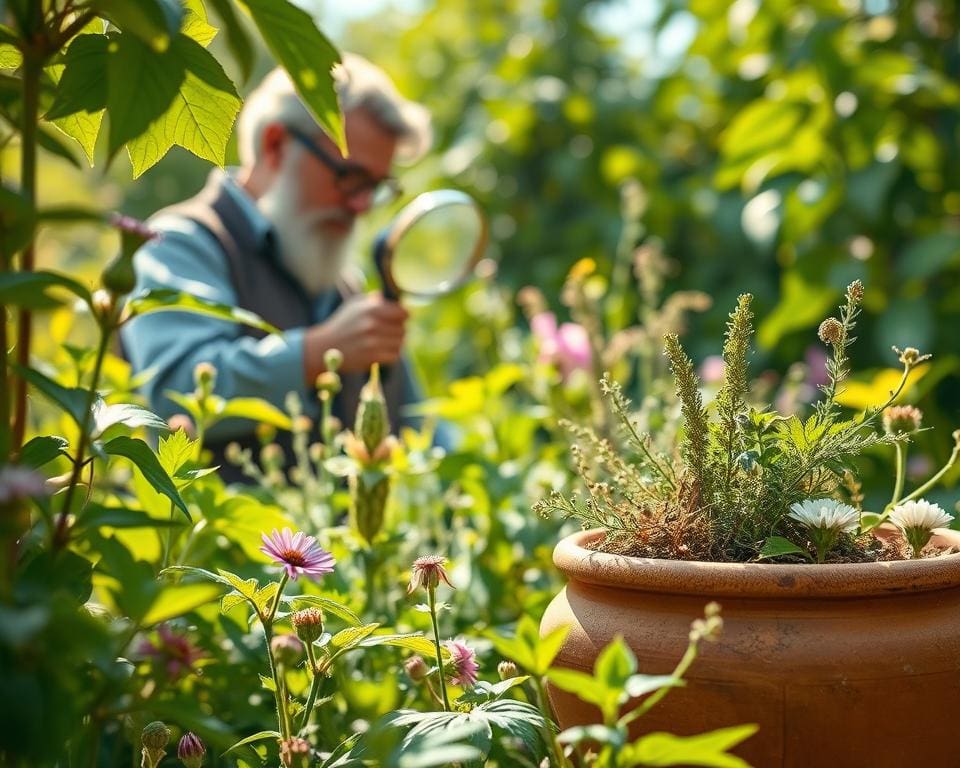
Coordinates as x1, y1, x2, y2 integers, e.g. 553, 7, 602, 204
373, 189, 488, 302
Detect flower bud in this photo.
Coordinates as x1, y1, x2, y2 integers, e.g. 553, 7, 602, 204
817, 317, 844, 345
293, 415, 313, 434
167, 414, 196, 439
280, 737, 311, 768
101, 251, 137, 296
256, 422, 277, 445
308, 442, 325, 462
405, 655, 429, 682
498, 660, 519, 680
224, 442, 243, 465
323, 348, 344, 373
846, 280, 864, 305
260, 443, 284, 471
356, 365, 389, 455
141, 721, 171, 768
883, 405, 923, 435
271, 633, 304, 667
291, 608, 324, 644
316, 371, 342, 397
91, 288, 117, 323
894, 346, 928, 367
193, 362, 216, 394
177, 732, 206, 768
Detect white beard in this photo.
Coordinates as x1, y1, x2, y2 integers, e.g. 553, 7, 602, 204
257, 153, 353, 297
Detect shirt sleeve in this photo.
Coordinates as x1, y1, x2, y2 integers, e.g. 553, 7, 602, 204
119, 215, 308, 440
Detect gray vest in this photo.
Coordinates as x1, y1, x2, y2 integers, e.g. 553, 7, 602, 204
155, 170, 409, 481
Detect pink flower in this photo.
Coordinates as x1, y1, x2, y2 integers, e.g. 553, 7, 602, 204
109, 212, 159, 242
698, 355, 726, 384
177, 732, 205, 768
138, 624, 205, 680
804, 346, 829, 389
408, 555, 454, 594
260, 528, 336, 581
444, 639, 480, 688
530, 312, 592, 378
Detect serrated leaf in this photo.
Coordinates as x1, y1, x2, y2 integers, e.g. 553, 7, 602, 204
216, 568, 259, 598
252, 581, 279, 614
357, 633, 438, 656
758, 536, 811, 561
158, 428, 198, 476
126, 34, 240, 177
20, 435, 69, 468
44, 34, 108, 165
258, 673, 275, 691
103, 436, 190, 519
206, 0, 254, 83
331, 623, 380, 650
238, 0, 344, 150
182, 0, 218, 46
283, 594, 361, 626
122, 288, 280, 334
220, 591, 248, 613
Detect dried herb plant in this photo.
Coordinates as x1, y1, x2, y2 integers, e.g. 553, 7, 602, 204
539, 281, 935, 562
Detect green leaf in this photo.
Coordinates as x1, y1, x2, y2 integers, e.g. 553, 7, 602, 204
0, 183, 36, 258
758, 536, 812, 561
105, 31, 186, 160
223, 730, 282, 756
45, 34, 108, 164
457, 676, 530, 705
126, 34, 240, 177
92, 401, 169, 436
624, 674, 682, 699
535, 622, 571, 676
206, 0, 255, 83
161, 564, 233, 588
218, 398, 293, 429
19, 435, 69, 468
216, 568, 259, 599
103, 436, 190, 519
547, 668, 606, 707
38, 125, 81, 168
14, 365, 88, 425
621, 724, 759, 767
357, 633, 437, 656
0, 269, 92, 309
182, 0, 218, 46
90, 0, 184, 51
331, 623, 380, 650
252, 581, 279, 614
142, 582, 225, 625
158, 428, 198, 476
595, 636, 637, 691
122, 288, 280, 334
0, 41, 22, 70
76, 504, 185, 530
859, 512, 883, 532
285, 594, 361, 626
237, 0, 344, 150
220, 591, 248, 613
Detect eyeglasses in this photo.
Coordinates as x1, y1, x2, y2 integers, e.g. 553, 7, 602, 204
286, 126, 402, 207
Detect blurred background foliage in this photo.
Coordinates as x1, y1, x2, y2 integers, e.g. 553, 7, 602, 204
5, 0, 959, 473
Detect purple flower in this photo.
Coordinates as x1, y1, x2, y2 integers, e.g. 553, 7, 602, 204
109, 212, 159, 242
530, 311, 592, 378
444, 639, 480, 688
260, 528, 335, 581
408, 555, 454, 594
698, 355, 726, 384
138, 624, 205, 680
177, 732, 205, 768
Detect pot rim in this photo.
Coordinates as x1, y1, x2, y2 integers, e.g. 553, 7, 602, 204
554, 529, 960, 598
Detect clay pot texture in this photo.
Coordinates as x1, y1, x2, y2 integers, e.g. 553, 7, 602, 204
541, 529, 960, 767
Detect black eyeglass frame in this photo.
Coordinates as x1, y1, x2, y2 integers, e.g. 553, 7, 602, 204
285, 125, 402, 205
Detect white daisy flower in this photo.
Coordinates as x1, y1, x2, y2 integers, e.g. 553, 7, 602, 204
888, 499, 955, 558
788, 499, 860, 533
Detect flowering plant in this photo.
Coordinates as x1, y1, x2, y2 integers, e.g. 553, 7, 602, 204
539, 281, 959, 563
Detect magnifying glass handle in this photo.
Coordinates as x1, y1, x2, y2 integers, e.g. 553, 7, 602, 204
373, 228, 399, 302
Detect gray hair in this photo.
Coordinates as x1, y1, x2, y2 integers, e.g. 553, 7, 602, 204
237, 53, 432, 167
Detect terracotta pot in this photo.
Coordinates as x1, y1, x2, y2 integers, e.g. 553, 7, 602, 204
541, 529, 960, 767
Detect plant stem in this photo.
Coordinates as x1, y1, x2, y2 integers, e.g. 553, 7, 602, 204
896, 440, 960, 507
427, 585, 450, 711
532, 675, 568, 768
298, 641, 324, 734
262, 573, 291, 738
53, 322, 111, 549
619, 638, 700, 728
161, 500, 175, 569
10, 53, 42, 456
890, 441, 906, 507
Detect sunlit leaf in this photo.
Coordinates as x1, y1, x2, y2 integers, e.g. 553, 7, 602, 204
103, 436, 189, 519
123, 288, 280, 334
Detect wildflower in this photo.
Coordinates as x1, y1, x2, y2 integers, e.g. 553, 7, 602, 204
530, 311, 592, 379
291, 608, 324, 644
167, 414, 196, 439
408, 555, 454, 594
279, 737, 312, 768
817, 317, 844, 345
893, 346, 930, 368
293, 415, 313, 434
846, 279, 864, 304
256, 422, 277, 445
138, 624, 205, 680
270, 633, 304, 667
889, 499, 955, 559
883, 405, 923, 435
260, 528, 336, 581
788, 499, 860, 563
498, 660, 519, 680
690, 602, 723, 643
141, 721, 171, 768
445, 639, 480, 688
177, 732, 205, 768
323, 347, 344, 372
260, 443, 285, 470
405, 655, 429, 682
315, 371, 341, 397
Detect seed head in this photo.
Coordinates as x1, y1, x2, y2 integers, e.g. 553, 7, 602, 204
818, 317, 844, 345
291, 608, 325, 644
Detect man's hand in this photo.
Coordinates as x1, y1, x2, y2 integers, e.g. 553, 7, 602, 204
304, 292, 408, 381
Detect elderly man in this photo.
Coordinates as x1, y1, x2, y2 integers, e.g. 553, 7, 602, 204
121, 55, 432, 474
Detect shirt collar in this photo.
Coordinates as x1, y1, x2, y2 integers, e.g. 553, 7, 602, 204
216, 167, 273, 244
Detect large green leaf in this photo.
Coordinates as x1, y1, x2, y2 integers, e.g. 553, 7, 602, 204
182, 0, 218, 46
285, 594, 361, 626
0, 269, 92, 309
45, 34, 109, 165
142, 582, 225, 625
0, 183, 36, 258
758, 536, 811, 561
19, 435, 69, 468
238, 0, 344, 150
332, 623, 381, 650
14, 365, 89, 425
206, 0, 255, 83
218, 398, 292, 429
105, 31, 186, 160
90, 0, 184, 51
621, 724, 759, 767
76, 503, 185, 530
92, 401, 169, 437
126, 34, 240, 177
102, 436, 190, 519
122, 288, 280, 334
